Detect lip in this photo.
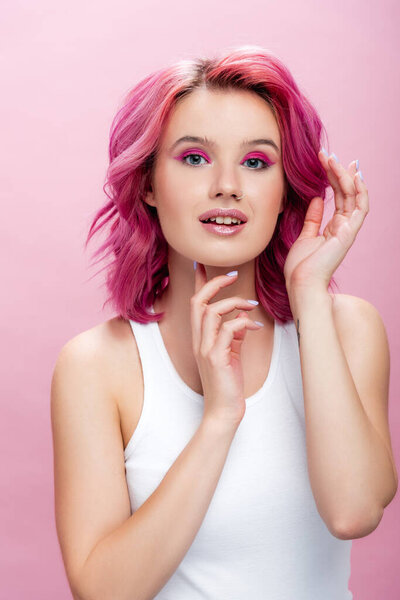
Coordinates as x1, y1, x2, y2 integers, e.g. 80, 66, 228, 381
200, 221, 247, 236
198, 208, 248, 223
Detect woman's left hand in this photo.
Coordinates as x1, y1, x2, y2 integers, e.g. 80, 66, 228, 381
283, 150, 369, 295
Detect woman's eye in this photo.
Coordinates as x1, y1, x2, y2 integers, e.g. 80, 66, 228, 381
181, 153, 208, 166
180, 153, 270, 169
242, 157, 269, 169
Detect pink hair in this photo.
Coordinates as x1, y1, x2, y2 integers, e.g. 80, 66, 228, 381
85, 45, 338, 324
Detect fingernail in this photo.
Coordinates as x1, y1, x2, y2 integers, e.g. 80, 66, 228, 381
357, 170, 364, 182
193, 260, 197, 270
226, 270, 238, 277
254, 320, 264, 327
247, 299, 259, 305
355, 159, 360, 171
331, 153, 339, 163
321, 147, 329, 157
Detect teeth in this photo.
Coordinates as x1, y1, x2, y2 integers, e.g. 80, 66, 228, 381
204, 216, 243, 224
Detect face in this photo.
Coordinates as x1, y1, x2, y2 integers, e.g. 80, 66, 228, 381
144, 87, 286, 268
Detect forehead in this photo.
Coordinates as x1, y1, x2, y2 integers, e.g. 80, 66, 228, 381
160, 87, 281, 150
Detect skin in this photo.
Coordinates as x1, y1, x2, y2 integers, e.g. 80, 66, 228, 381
144, 87, 286, 332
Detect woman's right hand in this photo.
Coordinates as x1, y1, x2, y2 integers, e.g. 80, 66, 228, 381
191, 262, 264, 430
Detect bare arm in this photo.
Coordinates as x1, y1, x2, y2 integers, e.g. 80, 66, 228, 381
77, 417, 236, 600
288, 287, 397, 539
51, 331, 238, 600
54, 271, 260, 600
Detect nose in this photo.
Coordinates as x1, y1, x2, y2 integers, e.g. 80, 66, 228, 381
215, 190, 244, 200
210, 166, 243, 201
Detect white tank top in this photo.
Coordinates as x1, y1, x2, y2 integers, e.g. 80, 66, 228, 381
124, 307, 353, 599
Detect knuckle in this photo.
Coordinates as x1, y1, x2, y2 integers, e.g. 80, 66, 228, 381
199, 347, 209, 360
208, 351, 219, 367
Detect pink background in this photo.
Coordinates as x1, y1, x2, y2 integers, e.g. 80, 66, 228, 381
1, 0, 399, 597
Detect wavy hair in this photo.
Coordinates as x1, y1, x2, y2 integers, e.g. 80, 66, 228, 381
85, 45, 338, 325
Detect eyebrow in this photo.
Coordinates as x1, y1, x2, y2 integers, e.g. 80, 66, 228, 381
169, 135, 280, 154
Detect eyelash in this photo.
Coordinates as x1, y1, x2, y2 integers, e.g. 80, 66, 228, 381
179, 152, 272, 170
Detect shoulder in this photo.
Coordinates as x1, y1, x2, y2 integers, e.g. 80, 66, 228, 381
53, 316, 137, 402
50, 318, 137, 591
329, 293, 389, 361
328, 293, 396, 494
56, 316, 133, 365
329, 293, 388, 342
330, 292, 390, 378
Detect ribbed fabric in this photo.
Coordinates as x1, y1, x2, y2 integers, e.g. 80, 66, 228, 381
124, 307, 353, 599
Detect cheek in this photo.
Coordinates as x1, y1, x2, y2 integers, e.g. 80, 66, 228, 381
246, 195, 282, 243
155, 193, 188, 241
244, 171, 284, 203
154, 167, 193, 217
249, 181, 284, 217
260, 173, 285, 197
255, 214, 277, 237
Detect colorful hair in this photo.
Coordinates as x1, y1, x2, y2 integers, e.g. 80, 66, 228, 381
85, 44, 338, 324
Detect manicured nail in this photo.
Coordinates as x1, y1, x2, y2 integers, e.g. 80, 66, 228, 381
247, 299, 259, 305
355, 159, 360, 171
331, 153, 339, 163
226, 270, 238, 277
193, 260, 197, 270
255, 320, 264, 327
321, 147, 329, 157
357, 170, 364, 182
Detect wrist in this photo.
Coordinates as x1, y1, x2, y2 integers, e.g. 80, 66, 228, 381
286, 284, 333, 320
201, 414, 240, 440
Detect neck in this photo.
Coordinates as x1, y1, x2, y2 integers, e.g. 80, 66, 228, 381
153, 250, 273, 331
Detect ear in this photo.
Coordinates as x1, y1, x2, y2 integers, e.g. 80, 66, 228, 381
144, 184, 157, 209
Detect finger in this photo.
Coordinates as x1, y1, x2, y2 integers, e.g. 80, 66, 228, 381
194, 261, 208, 295
192, 261, 207, 354
327, 154, 357, 216
194, 262, 238, 296
318, 150, 345, 213
349, 170, 369, 233
230, 311, 253, 356
192, 263, 238, 354
348, 159, 358, 179
298, 195, 324, 239
200, 297, 259, 356
211, 315, 263, 367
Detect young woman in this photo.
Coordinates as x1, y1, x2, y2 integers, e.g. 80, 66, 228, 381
51, 46, 397, 600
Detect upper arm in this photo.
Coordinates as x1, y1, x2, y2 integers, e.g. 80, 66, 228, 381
332, 294, 398, 496
50, 331, 132, 595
